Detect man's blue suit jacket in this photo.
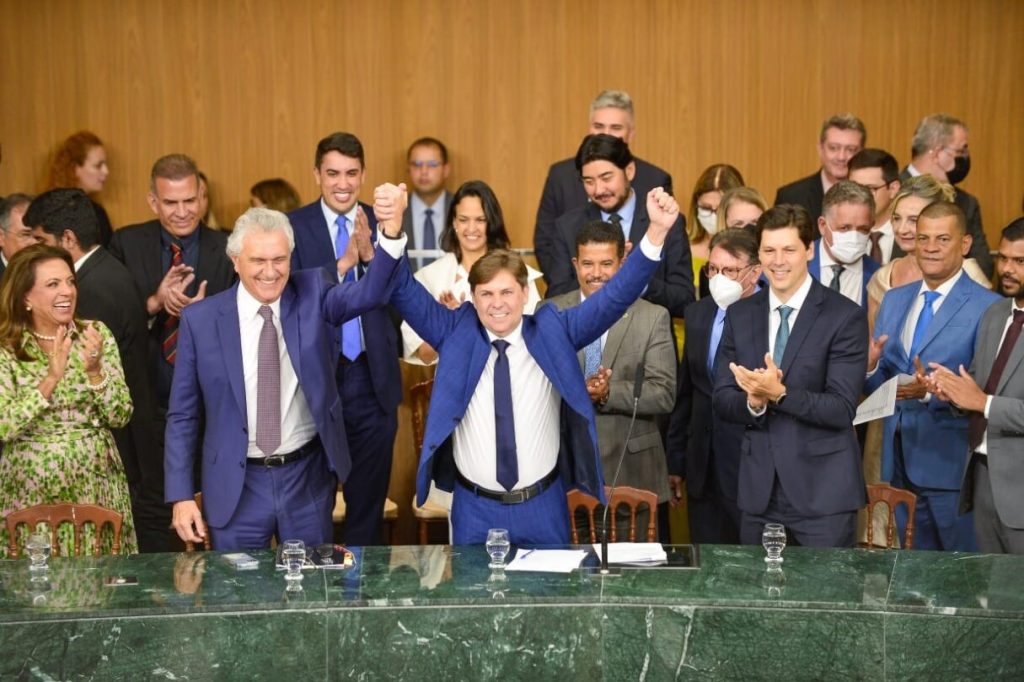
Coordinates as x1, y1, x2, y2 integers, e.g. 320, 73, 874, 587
808, 239, 879, 308
164, 249, 401, 528
288, 200, 402, 413
391, 245, 661, 507
713, 278, 869, 516
864, 273, 1000, 490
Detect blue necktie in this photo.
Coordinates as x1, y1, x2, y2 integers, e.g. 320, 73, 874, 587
908, 290, 941, 368
422, 208, 436, 250
334, 215, 362, 361
773, 305, 793, 366
708, 309, 726, 377
584, 337, 602, 378
492, 340, 518, 491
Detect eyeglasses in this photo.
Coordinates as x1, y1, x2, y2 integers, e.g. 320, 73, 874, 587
860, 183, 888, 192
702, 262, 755, 280
409, 160, 443, 169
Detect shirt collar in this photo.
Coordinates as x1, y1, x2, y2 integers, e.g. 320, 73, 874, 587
601, 189, 636, 226
769, 272, 813, 313
236, 282, 282, 321
320, 197, 359, 228
907, 163, 922, 178
918, 268, 964, 298
486, 320, 524, 347
411, 192, 445, 214
161, 225, 200, 250
873, 220, 893, 236
73, 245, 100, 271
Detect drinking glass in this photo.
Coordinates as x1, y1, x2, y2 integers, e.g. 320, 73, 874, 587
281, 539, 306, 583
26, 533, 51, 578
485, 528, 511, 569
762, 523, 786, 566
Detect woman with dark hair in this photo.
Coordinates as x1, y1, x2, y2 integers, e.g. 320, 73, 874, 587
47, 131, 113, 247
401, 180, 542, 365
250, 178, 301, 213
0, 245, 136, 556
686, 164, 745, 296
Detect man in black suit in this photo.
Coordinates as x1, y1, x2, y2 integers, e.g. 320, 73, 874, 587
401, 137, 450, 272
24, 188, 165, 552
544, 134, 693, 319
714, 205, 869, 548
774, 113, 866, 235
0, 193, 36, 281
669, 228, 762, 544
109, 154, 236, 549
534, 90, 672, 282
848, 149, 902, 265
901, 113, 992, 277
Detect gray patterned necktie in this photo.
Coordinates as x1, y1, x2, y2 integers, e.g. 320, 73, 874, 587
256, 305, 281, 455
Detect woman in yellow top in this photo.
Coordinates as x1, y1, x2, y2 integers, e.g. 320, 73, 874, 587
0, 245, 136, 556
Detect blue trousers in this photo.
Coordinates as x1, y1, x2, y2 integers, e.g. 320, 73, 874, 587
210, 449, 336, 551
451, 475, 570, 546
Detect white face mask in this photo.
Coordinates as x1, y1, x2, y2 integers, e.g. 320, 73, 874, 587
708, 273, 744, 309
828, 228, 870, 264
697, 208, 718, 235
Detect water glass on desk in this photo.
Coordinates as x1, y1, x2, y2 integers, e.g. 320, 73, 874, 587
762, 523, 786, 567
25, 532, 51, 580
485, 529, 510, 569
282, 539, 306, 587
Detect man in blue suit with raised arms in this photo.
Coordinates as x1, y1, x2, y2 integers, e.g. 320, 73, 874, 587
165, 207, 406, 550
374, 183, 680, 544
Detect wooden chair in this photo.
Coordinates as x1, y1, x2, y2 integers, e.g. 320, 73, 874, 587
567, 486, 658, 543
184, 492, 212, 552
408, 379, 449, 544
864, 483, 917, 549
6, 503, 123, 558
332, 490, 398, 545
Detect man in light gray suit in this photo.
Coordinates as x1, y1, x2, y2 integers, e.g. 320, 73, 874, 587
401, 137, 451, 272
930, 218, 1024, 553
547, 220, 676, 539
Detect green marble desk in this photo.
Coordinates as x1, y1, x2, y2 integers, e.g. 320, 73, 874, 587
1, 545, 1022, 680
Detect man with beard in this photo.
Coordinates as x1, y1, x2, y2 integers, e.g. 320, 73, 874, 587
929, 218, 1024, 553
544, 134, 693, 319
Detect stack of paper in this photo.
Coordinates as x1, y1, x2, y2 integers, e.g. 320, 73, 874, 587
505, 549, 588, 573
592, 542, 668, 565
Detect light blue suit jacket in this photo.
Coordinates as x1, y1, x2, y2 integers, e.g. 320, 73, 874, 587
865, 273, 1000, 490
164, 248, 401, 527
391, 246, 661, 507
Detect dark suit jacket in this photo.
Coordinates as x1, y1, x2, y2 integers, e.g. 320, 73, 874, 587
288, 200, 401, 413
899, 168, 993, 277
74, 247, 159, 493
545, 200, 694, 318
774, 170, 825, 238
108, 220, 236, 404
401, 191, 450, 272
713, 278, 869, 516
548, 291, 676, 502
392, 241, 662, 507
165, 254, 402, 528
534, 156, 672, 280
668, 296, 745, 503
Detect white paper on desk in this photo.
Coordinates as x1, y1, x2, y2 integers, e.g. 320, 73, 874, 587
591, 542, 668, 565
854, 375, 901, 425
505, 549, 587, 573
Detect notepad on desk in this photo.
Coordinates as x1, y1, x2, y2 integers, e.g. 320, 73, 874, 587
591, 542, 668, 565
505, 548, 588, 573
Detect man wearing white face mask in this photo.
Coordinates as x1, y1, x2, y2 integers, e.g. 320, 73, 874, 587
667, 228, 762, 544
809, 181, 879, 308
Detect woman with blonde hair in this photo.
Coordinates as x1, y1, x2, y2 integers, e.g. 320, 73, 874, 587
685, 164, 745, 289
48, 130, 113, 246
715, 186, 769, 234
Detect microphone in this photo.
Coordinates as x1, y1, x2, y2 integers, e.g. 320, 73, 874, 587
598, 362, 645, 574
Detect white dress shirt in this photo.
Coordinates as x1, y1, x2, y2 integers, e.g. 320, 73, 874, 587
872, 220, 895, 264
409, 192, 445, 255
748, 273, 814, 416
900, 270, 964, 355
453, 322, 561, 490
818, 242, 865, 306
237, 285, 317, 458
73, 246, 100, 271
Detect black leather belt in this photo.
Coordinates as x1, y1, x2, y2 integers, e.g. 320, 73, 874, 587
248, 436, 321, 468
338, 352, 366, 366
456, 468, 559, 505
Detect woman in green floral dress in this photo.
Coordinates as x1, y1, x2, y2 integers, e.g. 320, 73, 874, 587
0, 245, 137, 556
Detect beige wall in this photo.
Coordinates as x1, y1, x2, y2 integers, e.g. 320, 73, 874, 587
2, 0, 1022, 246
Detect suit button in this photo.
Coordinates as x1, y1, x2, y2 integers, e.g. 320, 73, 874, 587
239, 462, 245, 468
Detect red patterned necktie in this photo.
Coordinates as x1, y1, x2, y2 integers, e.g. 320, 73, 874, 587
161, 242, 183, 364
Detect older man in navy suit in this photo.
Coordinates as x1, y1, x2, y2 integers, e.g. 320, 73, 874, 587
808, 181, 880, 308
714, 204, 869, 548
165, 207, 406, 550
376, 182, 681, 544
288, 132, 403, 546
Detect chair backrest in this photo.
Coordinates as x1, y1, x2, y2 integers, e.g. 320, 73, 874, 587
410, 378, 434, 454
5, 503, 123, 558
185, 492, 212, 552
566, 486, 658, 543
865, 483, 917, 549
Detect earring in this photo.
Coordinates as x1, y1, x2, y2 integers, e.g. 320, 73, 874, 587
25, 304, 31, 312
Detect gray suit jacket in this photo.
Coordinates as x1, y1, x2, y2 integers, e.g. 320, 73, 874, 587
548, 290, 676, 501
961, 298, 1024, 528
401, 191, 450, 272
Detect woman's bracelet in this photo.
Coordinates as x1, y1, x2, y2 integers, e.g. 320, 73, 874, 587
86, 372, 109, 392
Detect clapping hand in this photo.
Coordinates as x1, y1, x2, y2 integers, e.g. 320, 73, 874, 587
927, 362, 987, 412
79, 322, 104, 377
729, 353, 786, 411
